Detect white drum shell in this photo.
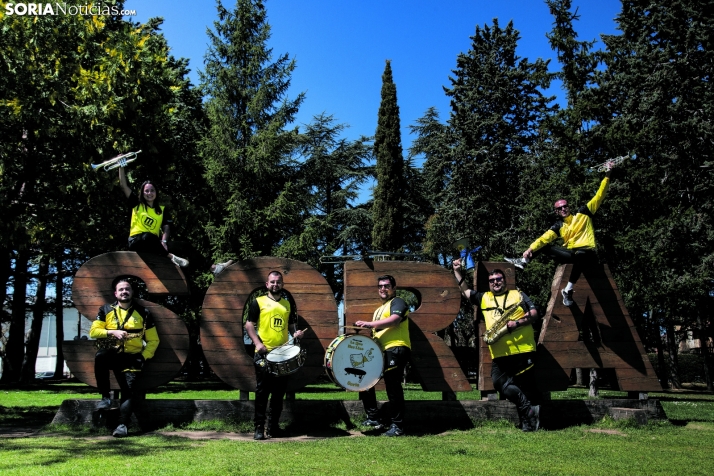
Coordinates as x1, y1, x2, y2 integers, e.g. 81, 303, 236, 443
324, 334, 384, 392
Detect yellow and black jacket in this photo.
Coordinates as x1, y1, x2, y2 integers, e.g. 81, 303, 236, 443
90, 302, 159, 359
372, 297, 411, 351
530, 176, 610, 252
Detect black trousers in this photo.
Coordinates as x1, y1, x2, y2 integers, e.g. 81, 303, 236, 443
359, 346, 410, 428
128, 232, 212, 270
535, 245, 598, 284
95, 349, 144, 425
491, 352, 538, 419
253, 353, 290, 428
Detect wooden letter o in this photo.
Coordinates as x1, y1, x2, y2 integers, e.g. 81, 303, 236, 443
201, 257, 338, 392
67, 252, 191, 390
343, 260, 469, 392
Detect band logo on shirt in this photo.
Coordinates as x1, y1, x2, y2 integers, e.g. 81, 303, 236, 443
143, 216, 157, 229
271, 315, 285, 332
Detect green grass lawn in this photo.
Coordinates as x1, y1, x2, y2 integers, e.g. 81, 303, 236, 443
1, 421, 714, 475
2, 380, 714, 475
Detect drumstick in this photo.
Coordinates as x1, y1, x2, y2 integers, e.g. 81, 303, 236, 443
342, 325, 367, 329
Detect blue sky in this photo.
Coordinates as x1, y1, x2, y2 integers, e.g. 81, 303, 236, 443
125, 0, 623, 151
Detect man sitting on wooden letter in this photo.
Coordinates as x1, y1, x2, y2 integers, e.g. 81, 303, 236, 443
355, 274, 411, 437
453, 262, 541, 431
90, 277, 159, 437
245, 270, 304, 440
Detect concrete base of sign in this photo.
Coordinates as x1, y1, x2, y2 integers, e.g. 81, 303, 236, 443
609, 407, 649, 426
53, 398, 666, 432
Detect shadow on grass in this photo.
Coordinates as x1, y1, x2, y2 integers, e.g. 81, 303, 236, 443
146, 380, 234, 395
0, 433, 200, 472
0, 406, 58, 427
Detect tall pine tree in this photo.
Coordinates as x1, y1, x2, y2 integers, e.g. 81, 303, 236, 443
586, 0, 714, 385
409, 107, 453, 264
199, 0, 304, 260
278, 113, 372, 300
510, 0, 606, 306
372, 60, 405, 252
435, 19, 555, 261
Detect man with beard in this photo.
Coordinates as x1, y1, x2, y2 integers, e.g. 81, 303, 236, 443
90, 278, 159, 437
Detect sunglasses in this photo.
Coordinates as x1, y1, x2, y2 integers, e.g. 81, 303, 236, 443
488, 277, 504, 283
377, 284, 392, 289
554, 205, 569, 211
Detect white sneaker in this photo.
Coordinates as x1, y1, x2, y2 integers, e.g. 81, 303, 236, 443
212, 260, 234, 276
561, 288, 574, 307
505, 257, 527, 269
112, 424, 128, 437
171, 255, 189, 267
97, 397, 112, 411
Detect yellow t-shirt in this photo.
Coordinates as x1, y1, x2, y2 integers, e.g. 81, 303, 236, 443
129, 203, 164, 237
248, 295, 295, 351
477, 290, 536, 359
372, 297, 411, 350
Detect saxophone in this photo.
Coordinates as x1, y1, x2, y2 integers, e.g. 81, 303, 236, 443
482, 302, 527, 345
95, 330, 144, 352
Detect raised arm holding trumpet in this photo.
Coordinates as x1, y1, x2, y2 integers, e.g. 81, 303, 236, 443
112, 159, 232, 275
505, 155, 625, 307
91, 150, 142, 171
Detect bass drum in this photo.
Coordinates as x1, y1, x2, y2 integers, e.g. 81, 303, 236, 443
324, 334, 384, 391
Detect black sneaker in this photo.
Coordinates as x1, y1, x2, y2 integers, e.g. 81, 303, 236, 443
521, 405, 540, 432
361, 419, 383, 430
529, 405, 540, 431
382, 424, 404, 437
254, 426, 265, 440
266, 426, 288, 438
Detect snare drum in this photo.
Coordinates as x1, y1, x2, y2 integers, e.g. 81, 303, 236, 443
265, 344, 306, 376
324, 334, 384, 391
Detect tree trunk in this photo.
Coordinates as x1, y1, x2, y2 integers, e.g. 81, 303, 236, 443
666, 323, 681, 389
655, 335, 667, 389
1, 250, 30, 383
575, 368, 584, 386
649, 310, 667, 387
21, 254, 50, 383
51, 251, 66, 380
589, 368, 599, 398
0, 247, 11, 321
696, 313, 713, 392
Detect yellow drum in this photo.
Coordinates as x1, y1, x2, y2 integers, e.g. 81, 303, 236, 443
324, 334, 383, 391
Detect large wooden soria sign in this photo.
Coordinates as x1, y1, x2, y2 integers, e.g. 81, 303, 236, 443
67, 253, 659, 394
67, 253, 467, 392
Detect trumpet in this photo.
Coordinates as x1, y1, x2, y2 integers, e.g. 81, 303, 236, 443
91, 150, 142, 172
589, 154, 628, 172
